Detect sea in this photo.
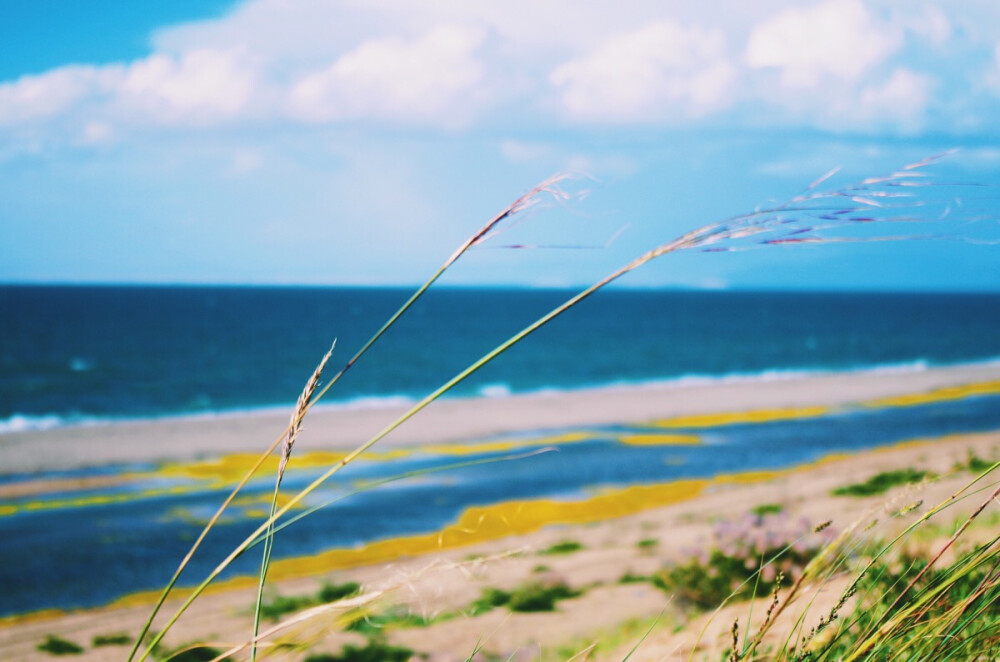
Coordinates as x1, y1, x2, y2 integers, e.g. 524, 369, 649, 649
4, 285, 1000, 616
3, 285, 1000, 432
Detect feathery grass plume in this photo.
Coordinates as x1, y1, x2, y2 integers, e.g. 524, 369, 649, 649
128, 174, 578, 661
136, 154, 996, 661
252, 344, 334, 662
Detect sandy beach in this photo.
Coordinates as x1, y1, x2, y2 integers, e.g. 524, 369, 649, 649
2, 361, 998, 475
2, 362, 999, 660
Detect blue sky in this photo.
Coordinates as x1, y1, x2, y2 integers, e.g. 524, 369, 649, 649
1, 0, 999, 290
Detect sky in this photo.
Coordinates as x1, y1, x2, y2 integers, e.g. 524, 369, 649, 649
1, 0, 999, 290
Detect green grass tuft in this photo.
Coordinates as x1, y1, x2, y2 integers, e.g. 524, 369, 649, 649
508, 582, 580, 612
304, 640, 414, 662
751, 503, 784, 517
36, 635, 83, 656
541, 540, 584, 555
317, 581, 361, 603
832, 468, 933, 497
93, 633, 132, 646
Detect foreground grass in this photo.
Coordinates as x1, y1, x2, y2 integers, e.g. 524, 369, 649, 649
114, 156, 999, 661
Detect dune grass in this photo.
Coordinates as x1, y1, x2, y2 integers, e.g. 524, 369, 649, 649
122, 153, 1000, 661
832, 468, 934, 497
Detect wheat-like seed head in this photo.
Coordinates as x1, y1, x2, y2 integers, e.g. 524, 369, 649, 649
278, 344, 334, 481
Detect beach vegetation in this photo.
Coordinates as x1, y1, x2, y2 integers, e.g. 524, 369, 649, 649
122, 155, 1000, 660
469, 581, 581, 614
540, 539, 584, 555
36, 635, 83, 655
257, 580, 361, 621
960, 451, 997, 474
470, 586, 514, 614
92, 633, 132, 646
302, 640, 415, 662
832, 468, 933, 497
346, 606, 442, 634
751, 503, 784, 518
653, 512, 831, 609
163, 646, 230, 662
318, 581, 361, 603
619, 570, 651, 584
507, 581, 580, 612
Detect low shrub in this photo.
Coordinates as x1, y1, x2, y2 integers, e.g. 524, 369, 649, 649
318, 581, 360, 603
92, 633, 131, 646
508, 582, 579, 612
36, 635, 83, 655
304, 640, 414, 662
541, 540, 584, 555
833, 468, 932, 497
654, 513, 833, 609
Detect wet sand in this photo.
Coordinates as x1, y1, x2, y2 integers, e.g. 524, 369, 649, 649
2, 361, 998, 475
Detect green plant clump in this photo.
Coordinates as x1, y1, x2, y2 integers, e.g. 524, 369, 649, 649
346, 606, 438, 635
964, 453, 997, 474
318, 581, 361, 603
804, 552, 1000, 659
619, 571, 651, 584
259, 593, 314, 621
654, 513, 830, 609
751, 503, 784, 518
304, 640, 414, 662
637, 538, 659, 549
508, 582, 579, 612
165, 647, 230, 662
832, 468, 932, 497
541, 540, 584, 555
36, 635, 83, 656
93, 633, 132, 646
470, 587, 512, 614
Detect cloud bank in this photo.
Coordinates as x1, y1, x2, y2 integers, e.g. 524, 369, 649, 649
2, 0, 999, 146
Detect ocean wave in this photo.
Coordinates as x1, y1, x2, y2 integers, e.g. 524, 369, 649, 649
0, 414, 95, 434
3, 356, 998, 434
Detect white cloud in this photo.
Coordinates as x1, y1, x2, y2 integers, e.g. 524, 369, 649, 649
0, 0, 998, 139
0, 65, 117, 125
853, 67, 932, 130
288, 25, 486, 127
550, 21, 737, 122
746, 0, 902, 87
80, 121, 114, 145
116, 49, 256, 125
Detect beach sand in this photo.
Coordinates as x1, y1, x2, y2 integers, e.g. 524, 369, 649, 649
2, 361, 998, 475
1, 362, 999, 660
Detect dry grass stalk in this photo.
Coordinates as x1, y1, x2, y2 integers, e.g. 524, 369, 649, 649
277, 344, 334, 482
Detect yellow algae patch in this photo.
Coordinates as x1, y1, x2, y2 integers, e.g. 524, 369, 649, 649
0, 483, 208, 517
421, 431, 598, 456
619, 433, 701, 446
862, 380, 1000, 409
652, 406, 831, 429
152, 448, 411, 483
74, 430, 987, 614
0, 608, 68, 628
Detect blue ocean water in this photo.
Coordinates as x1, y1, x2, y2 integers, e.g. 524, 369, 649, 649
2, 285, 1000, 431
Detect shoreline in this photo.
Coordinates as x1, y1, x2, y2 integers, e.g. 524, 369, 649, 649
3, 428, 998, 658
2, 360, 999, 475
